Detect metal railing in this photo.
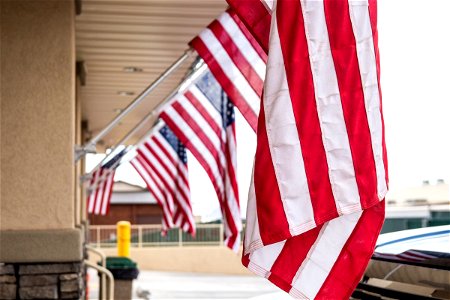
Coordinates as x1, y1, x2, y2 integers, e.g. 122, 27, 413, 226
88, 224, 241, 248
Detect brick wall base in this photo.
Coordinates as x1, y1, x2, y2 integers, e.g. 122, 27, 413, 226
0, 262, 85, 300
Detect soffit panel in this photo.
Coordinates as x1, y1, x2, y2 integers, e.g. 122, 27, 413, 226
76, 0, 226, 150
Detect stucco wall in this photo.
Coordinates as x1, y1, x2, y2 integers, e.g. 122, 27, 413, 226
0, 1, 75, 230
90, 247, 252, 275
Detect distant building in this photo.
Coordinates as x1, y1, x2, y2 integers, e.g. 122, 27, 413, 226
386, 180, 449, 206
383, 180, 450, 233
89, 181, 163, 225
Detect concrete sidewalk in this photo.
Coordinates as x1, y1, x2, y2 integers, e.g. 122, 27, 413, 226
88, 269, 290, 299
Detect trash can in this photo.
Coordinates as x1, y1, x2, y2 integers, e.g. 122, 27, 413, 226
101, 256, 139, 300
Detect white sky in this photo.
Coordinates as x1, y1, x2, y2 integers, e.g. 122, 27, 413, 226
88, 0, 450, 222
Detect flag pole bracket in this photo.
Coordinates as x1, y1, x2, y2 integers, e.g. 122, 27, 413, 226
74, 49, 193, 163
74, 143, 97, 163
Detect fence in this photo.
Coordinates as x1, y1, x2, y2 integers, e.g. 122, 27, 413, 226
88, 224, 243, 248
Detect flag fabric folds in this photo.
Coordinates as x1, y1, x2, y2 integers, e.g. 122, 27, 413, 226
225, 1, 272, 53
87, 149, 126, 216
130, 125, 195, 236
189, 9, 267, 132
160, 71, 242, 252
229, 0, 389, 298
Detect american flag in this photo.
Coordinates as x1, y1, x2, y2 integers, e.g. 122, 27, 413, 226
160, 71, 242, 252
373, 250, 440, 263
87, 148, 126, 216
130, 125, 195, 235
228, 0, 388, 298
189, 9, 267, 132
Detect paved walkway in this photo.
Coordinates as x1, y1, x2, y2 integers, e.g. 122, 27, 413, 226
88, 269, 291, 299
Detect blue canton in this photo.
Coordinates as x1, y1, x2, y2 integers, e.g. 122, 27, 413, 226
102, 148, 127, 169
160, 125, 188, 164
195, 72, 235, 128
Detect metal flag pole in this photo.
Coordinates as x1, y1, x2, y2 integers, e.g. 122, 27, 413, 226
74, 48, 194, 163
84, 121, 164, 192
81, 60, 208, 184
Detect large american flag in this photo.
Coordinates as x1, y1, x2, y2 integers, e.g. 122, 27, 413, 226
228, 0, 388, 298
160, 71, 242, 252
189, 9, 267, 132
130, 125, 195, 235
87, 149, 126, 216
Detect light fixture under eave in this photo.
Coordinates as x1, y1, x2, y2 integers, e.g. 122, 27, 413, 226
117, 91, 135, 96
123, 66, 143, 73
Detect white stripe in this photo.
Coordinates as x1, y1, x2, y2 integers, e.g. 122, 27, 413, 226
217, 12, 266, 80
139, 146, 178, 193
132, 158, 174, 227
146, 139, 191, 198
148, 143, 190, 205
163, 107, 225, 194
146, 141, 194, 226
87, 170, 100, 213
225, 127, 241, 232
261, 0, 274, 12
100, 171, 114, 215
142, 129, 195, 230
130, 157, 172, 227
290, 210, 363, 299
348, 0, 387, 200
189, 86, 226, 141
249, 240, 286, 277
147, 140, 177, 178
94, 172, 105, 215
301, 0, 361, 214
264, 7, 316, 235
199, 29, 260, 115
177, 94, 227, 168
153, 132, 178, 162
244, 167, 263, 255
153, 133, 190, 181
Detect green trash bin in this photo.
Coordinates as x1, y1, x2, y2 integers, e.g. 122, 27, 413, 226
100, 257, 139, 300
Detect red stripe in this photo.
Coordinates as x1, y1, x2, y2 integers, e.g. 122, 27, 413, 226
161, 104, 239, 250
87, 169, 99, 213
144, 141, 191, 203
208, 20, 264, 97
227, 9, 268, 63
225, 0, 271, 52
150, 136, 177, 165
151, 136, 190, 188
323, 0, 378, 209
138, 147, 180, 213
368, 0, 389, 186
171, 102, 226, 178
184, 91, 223, 142
103, 171, 115, 215
190, 37, 258, 132
131, 158, 172, 228
277, 0, 338, 224
143, 138, 194, 234
136, 154, 174, 219
160, 112, 224, 201
92, 169, 102, 214
268, 225, 323, 293
316, 201, 385, 299
254, 101, 290, 245
225, 127, 239, 206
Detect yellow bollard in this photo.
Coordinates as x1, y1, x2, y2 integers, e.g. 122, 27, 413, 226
117, 221, 131, 257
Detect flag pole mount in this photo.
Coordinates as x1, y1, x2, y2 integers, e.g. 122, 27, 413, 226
74, 48, 194, 163
79, 60, 208, 184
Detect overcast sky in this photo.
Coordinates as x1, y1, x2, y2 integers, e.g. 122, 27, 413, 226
88, 0, 450, 221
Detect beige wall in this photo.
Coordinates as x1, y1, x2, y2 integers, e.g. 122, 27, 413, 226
90, 247, 252, 275
1, 1, 76, 230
